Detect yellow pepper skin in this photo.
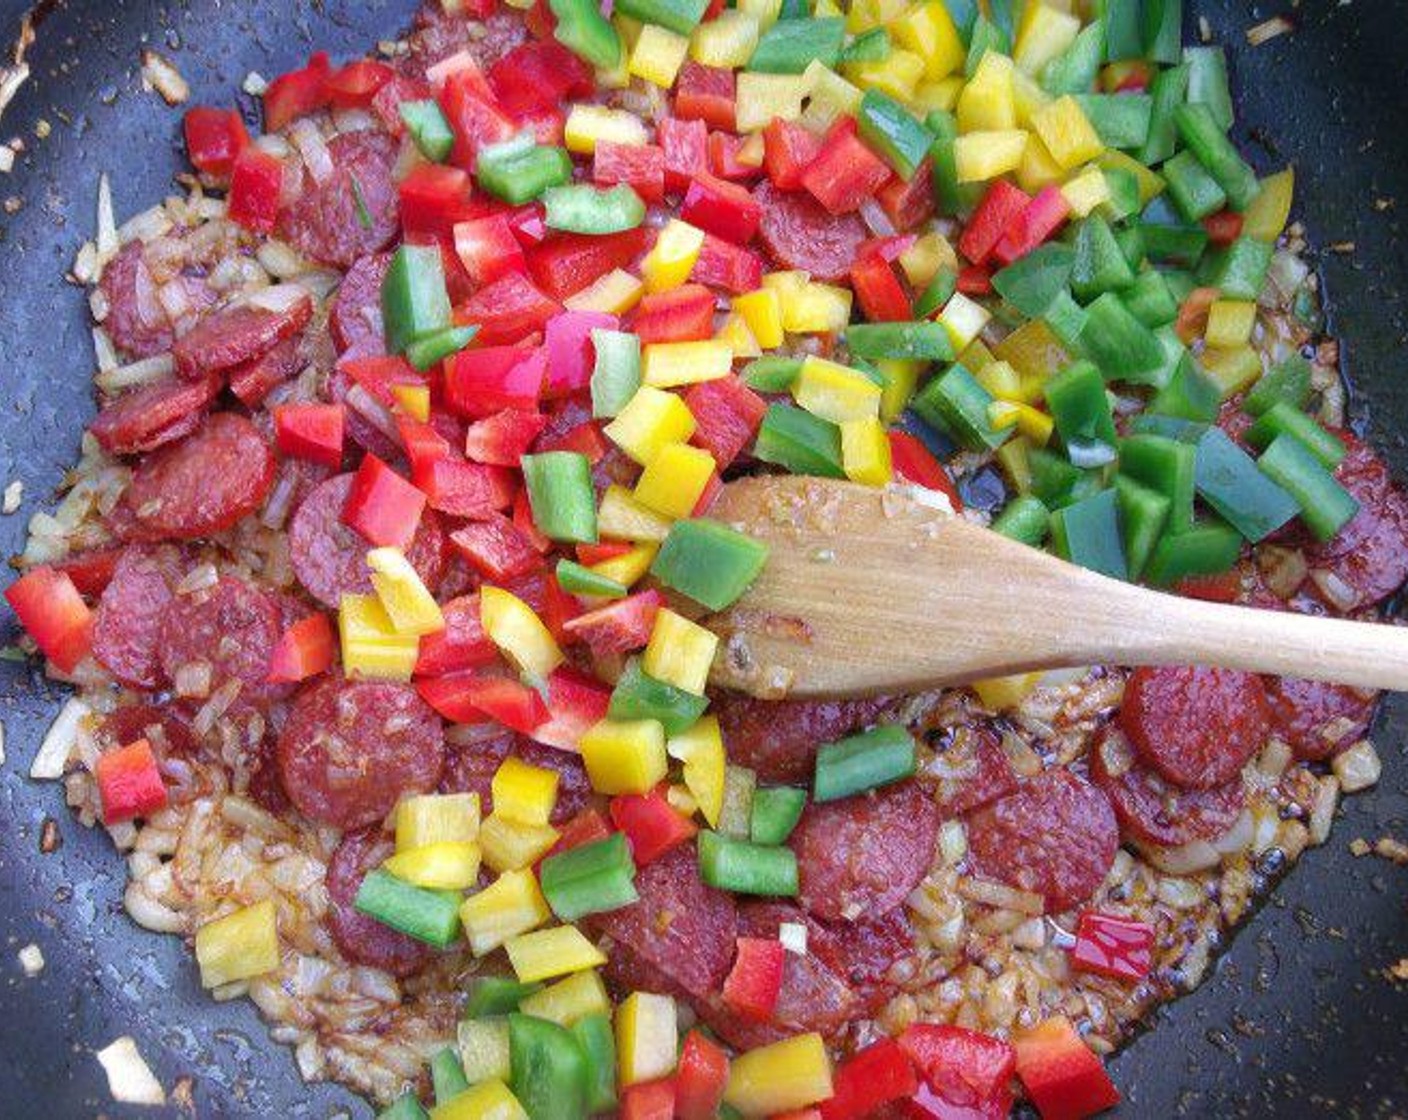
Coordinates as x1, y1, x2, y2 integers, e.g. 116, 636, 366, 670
480, 586, 564, 678
565, 268, 645, 315
733, 288, 785, 349
604, 386, 698, 464
890, 1, 965, 81
971, 671, 1043, 710
580, 718, 669, 794
391, 383, 430, 422
397, 792, 481, 851
492, 757, 560, 827
691, 10, 760, 68
954, 130, 1029, 182
793, 357, 883, 423
589, 542, 658, 587
459, 869, 551, 956
956, 52, 1016, 133
1013, 1, 1081, 75
479, 812, 561, 874
629, 24, 690, 88
642, 608, 718, 695
1243, 167, 1294, 242
597, 485, 676, 542
339, 593, 419, 681
724, 1033, 834, 1116
194, 899, 280, 988
517, 969, 611, 1026
641, 220, 706, 292
840, 417, 893, 486
565, 105, 650, 153
1030, 96, 1103, 170
430, 1079, 528, 1120
367, 546, 445, 636
504, 925, 607, 983
642, 340, 734, 388
634, 444, 717, 520
383, 840, 483, 890
667, 715, 726, 827
1205, 300, 1257, 349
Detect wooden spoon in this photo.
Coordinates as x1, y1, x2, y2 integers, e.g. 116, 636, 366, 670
704, 474, 1408, 699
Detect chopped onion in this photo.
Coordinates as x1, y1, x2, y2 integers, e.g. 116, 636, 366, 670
32, 698, 91, 779
176, 562, 219, 595
1309, 568, 1357, 612
256, 239, 311, 280
117, 204, 174, 246
778, 922, 808, 955
331, 108, 376, 134
1212, 808, 1255, 855
346, 384, 400, 441
425, 48, 477, 87
157, 277, 195, 321
1154, 876, 1205, 910
92, 327, 119, 374
1332, 740, 1381, 792
1140, 838, 1220, 875
94, 352, 176, 394
140, 48, 190, 105
0, 719, 5, 764
243, 70, 269, 96
95, 1036, 166, 1106
248, 282, 309, 314
18, 943, 43, 976
289, 118, 335, 185
95, 173, 119, 258
1307, 776, 1338, 846
956, 876, 1045, 915
173, 661, 213, 699
859, 197, 895, 237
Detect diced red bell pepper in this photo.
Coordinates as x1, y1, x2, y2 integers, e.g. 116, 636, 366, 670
227, 147, 284, 234
449, 514, 544, 581
898, 1024, 1016, 1119
531, 666, 612, 751
632, 284, 716, 344
577, 541, 632, 566
439, 68, 515, 169
857, 233, 918, 263
267, 612, 336, 683
544, 310, 620, 397
325, 59, 394, 109
400, 163, 484, 238
958, 179, 1032, 266
489, 40, 593, 116
398, 415, 454, 473
54, 548, 123, 598
415, 457, 517, 518
505, 202, 550, 247
721, 937, 785, 1021
513, 487, 554, 553
263, 51, 332, 132
888, 431, 964, 511
773, 1111, 821, 1120
819, 1039, 919, 1120
561, 588, 663, 653
957, 263, 993, 296
526, 228, 649, 301
659, 116, 709, 194
274, 403, 345, 468
763, 117, 823, 191
444, 346, 545, 418
692, 470, 723, 515
465, 408, 549, 465
621, 1078, 676, 1120
674, 61, 737, 132
681, 172, 762, 244
1069, 912, 1154, 981
993, 185, 1071, 265
453, 214, 529, 287
593, 141, 667, 205
1013, 1017, 1119, 1120
341, 354, 425, 410
801, 117, 892, 215
416, 594, 498, 677
544, 806, 612, 860
691, 233, 764, 295
610, 786, 698, 866
684, 375, 767, 469
418, 672, 549, 732
371, 73, 432, 136
524, 0, 557, 38
878, 163, 936, 231
183, 106, 250, 178
95, 738, 168, 825
4, 566, 93, 673
1202, 209, 1244, 247
342, 454, 426, 548
851, 253, 913, 322
675, 1031, 730, 1120
456, 273, 563, 345
707, 131, 758, 182
1174, 569, 1241, 603
534, 419, 608, 463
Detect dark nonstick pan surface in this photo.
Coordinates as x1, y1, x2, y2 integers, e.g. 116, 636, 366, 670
1, 1, 1406, 1116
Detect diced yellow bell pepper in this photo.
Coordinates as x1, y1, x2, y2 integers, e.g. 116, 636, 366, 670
840, 416, 893, 487
590, 542, 658, 587
391, 382, 430, 423
579, 718, 668, 795
898, 231, 958, 288
666, 782, 698, 816
666, 715, 726, 827
505, 924, 607, 983
958, 337, 995, 372
801, 61, 863, 125
845, 0, 907, 33
634, 443, 717, 519
992, 320, 1070, 398
1030, 95, 1103, 170
517, 969, 611, 1027
874, 358, 926, 422
783, 283, 853, 333
383, 840, 483, 890
723, 1033, 833, 1117
642, 220, 706, 293
564, 105, 650, 154
460, 869, 551, 956
761, 268, 809, 303
642, 608, 718, 695
479, 812, 561, 874
1097, 149, 1165, 204
642, 340, 733, 388
937, 291, 992, 352
1243, 167, 1294, 242
603, 386, 699, 465
597, 484, 677, 542
492, 756, 560, 827
1060, 164, 1112, 217
911, 75, 964, 113
975, 358, 1022, 401
480, 586, 564, 678
954, 130, 1029, 182
890, 1, 965, 80
971, 671, 1042, 710
339, 593, 419, 681
616, 991, 678, 1087
735, 71, 812, 132
844, 48, 925, 101
1205, 300, 1257, 349
736, 130, 766, 167
988, 400, 1054, 444
1011, 69, 1052, 129
431, 1078, 527, 1120
1016, 132, 1065, 193
1201, 346, 1263, 399
814, 0, 842, 16
194, 899, 280, 988
995, 436, 1033, 492
718, 762, 756, 837
732, 288, 784, 349
691, 9, 760, 68
793, 356, 882, 422
366, 546, 445, 637
715, 311, 762, 359
1013, 1, 1081, 75
564, 268, 645, 315
397, 792, 481, 851
629, 24, 690, 87
458, 1019, 513, 1087
736, 0, 782, 30
988, 400, 1021, 430
956, 51, 1015, 133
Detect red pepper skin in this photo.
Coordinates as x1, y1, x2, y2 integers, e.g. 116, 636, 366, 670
707, 131, 757, 182
675, 1031, 730, 1120
1012, 1017, 1119, 1120
227, 147, 285, 234
506, 202, 550, 247
526, 228, 650, 301
489, 40, 593, 116
416, 594, 498, 677
544, 310, 620, 397
878, 162, 937, 231
610, 787, 698, 866
415, 457, 517, 519
773, 1112, 822, 1120
96, 739, 168, 824
691, 470, 723, 515
1173, 569, 1241, 603
801, 117, 893, 215
675, 61, 737, 132
342, 454, 427, 548
267, 612, 336, 684
514, 569, 582, 643
453, 214, 529, 287
561, 588, 663, 654
576, 541, 632, 566
593, 141, 667, 205
632, 284, 717, 344
659, 116, 710, 194
449, 514, 545, 581
324, 59, 394, 108
513, 488, 554, 553
536, 418, 608, 463
993, 185, 1071, 265
455, 274, 562, 347
722, 937, 785, 1020
4, 567, 93, 673
957, 263, 993, 296
820, 1039, 919, 1120
684, 375, 767, 469
681, 172, 762, 244
1069, 912, 1154, 981
543, 807, 612, 861
183, 106, 250, 178
888, 431, 964, 512
417, 672, 549, 733
858, 233, 918, 263
274, 403, 345, 468
851, 253, 913, 322
763, 118, 823, 191
54, 548, 123, 598
263, 51, 332, 131
465, 409, 549, 466
533, 666, 612, 750
439, 68, 515, 170
445, 343, 548, 424
397, 416, 453, 474
958, 179, 1032, 266
620, 1077, 676, 1120
691, 233, 764, 295
898, 1024, 1016, 1119
1202, 209, 1244, 246
399, 164, 484, 238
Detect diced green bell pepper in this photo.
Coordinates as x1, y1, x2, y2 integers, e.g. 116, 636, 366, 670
750, 787, 808, 845
912, 364, 1011, 451
1242, 355, 1311, 416
754, 402, 846, 477
1194, 427, 1300, 542
1077, 292, 1166, 383
1149, 354, 1221, 422
964, 14, 1011, 75
1114, 474, 1170, 580
749, 17, 846, 72
1028, 446, 1100, 509
1137, 201, 1209, 267
540, 832, 639, 921
1120, 432, 1197, 531
698, 831, 799, 896
353, 870, 461, 948
555, 559, 628, 599
571, 1015, 618, 1115
743, 355, 803, 393
590, 328, 642, 419
1184, 45, 1234, 131
856, 89, 934, 179
1043, 289, 1090, 346
926, 110, 982, 218
1138, 62, 1189, 166
1103, 0, 1143, 60
406, 324, 477, 372
813, 725, 916, 802
466, 977, 544, 1018
1257, 433, 1360, 541
509, 1013, 589, 1120
521, 452, 598, 543
1070, 214, 1136, 302
382, 243, 452, 356
431, 1048, 470, 1104
650, 517, 771, 610
1142, 517, 1242, 586
1174, 102, 1261, 211
608, 657, 709, 734
1072, 93, 1153, 150
1142, 0, 1183, 64
399, 100, 455, 163
1245, 400, 1346, 468
944, 0, 980, 41
1197, 236, 1273, 300
1045, 359, 1118, 458
839, 27, 891, 64
847, 321, 954, 361
914, 267, 960, 318
992, 243, 1074, 317
992, 493, 1051, 546
1051, 488, 1128, 580
1162, 150, 1227, 222
542, 184, 645, 234
1121, 269, 1179, 327
613, 0, 709, 35
379, 1092, 430, 1120
476, 135, 573, 205
1041, 20, 1105, 95
550, 0, 623, 69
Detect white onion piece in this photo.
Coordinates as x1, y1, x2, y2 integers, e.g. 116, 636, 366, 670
1211, 808, 1255, 855
426, 49, 477, 87
346, 384, 400, 441
248, 283, 310, 315
94, 352, 176, 395
289, 118, 336, 185
96, 173, 119, 258
859, 197, 895, 237
32, 698, 91, 779
1333, 741, 1381, 792
778, 922, 808, 955
1139, 838, 1220, 875
96, 1037, 165, 1106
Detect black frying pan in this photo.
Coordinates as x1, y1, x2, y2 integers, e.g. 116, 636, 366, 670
1, 1, 1406, 1116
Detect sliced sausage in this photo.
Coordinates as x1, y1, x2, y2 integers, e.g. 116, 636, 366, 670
713, 694, 893, 784
1264, 676, 1377, 760
91, 544, 183, 689
325, 826, 432, 977
172, 291, 313, 381
1119, 665, 1269, 789
98, 242, 215, 358
277, 676, 445, 829
965, 769, 1119, 913
926, 724, 1017, 818
330, 252, 391, 357
278, 131, 401, 268
406, 5, 529, 76
228, 335, 306, 407
288, 472, 449, 608
100, 702, 197, 757
791, 779, 939, 922
90, 375, 221, 455
754, 180, 868, 283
